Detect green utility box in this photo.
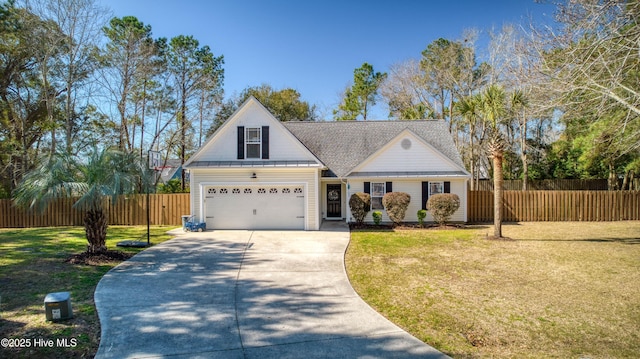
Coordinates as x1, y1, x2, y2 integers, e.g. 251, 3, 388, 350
44, 291, 73, 321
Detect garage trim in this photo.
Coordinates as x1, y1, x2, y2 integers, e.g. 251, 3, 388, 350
199, 181, 308, 230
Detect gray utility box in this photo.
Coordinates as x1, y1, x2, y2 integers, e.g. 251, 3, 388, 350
44, 291, 73, 321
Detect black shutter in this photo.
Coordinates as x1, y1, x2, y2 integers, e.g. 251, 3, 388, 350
421, 181, 429, 210
364, 182, 370, 194
261, 126, 269, 159
386, 182, 392, 193
237, 126, 245, 159
444, 181, 451, 193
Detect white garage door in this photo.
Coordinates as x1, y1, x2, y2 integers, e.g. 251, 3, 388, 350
204, 185, 305, 230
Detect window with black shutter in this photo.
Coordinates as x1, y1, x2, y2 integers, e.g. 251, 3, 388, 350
237, 126, 245, 159
261, 126, 269, 159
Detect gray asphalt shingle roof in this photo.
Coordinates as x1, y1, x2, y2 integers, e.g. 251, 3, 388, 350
282, 120, 464, 178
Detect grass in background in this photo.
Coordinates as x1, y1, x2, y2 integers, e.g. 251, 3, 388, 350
346, 222, 640, 358
0, 226, 174, 358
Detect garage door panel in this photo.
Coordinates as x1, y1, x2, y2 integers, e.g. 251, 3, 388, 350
204, 185, 304, 230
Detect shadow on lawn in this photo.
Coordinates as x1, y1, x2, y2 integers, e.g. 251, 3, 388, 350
94, 232, 441, 358
526, 237, 640, 244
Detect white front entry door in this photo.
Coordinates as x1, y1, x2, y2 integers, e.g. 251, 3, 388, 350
204, 185, 305, 230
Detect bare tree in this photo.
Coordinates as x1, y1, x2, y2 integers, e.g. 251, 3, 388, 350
379, 59, 435, 119
26, 0, 109, 153
531, 0, 640, 187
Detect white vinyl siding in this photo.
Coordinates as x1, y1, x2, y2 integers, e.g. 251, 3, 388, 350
347, 179, 467, 223
354, 132, 463, 173
190, 167, 319, 230
192, 100, 318, 162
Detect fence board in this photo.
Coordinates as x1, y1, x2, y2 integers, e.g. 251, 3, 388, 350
2, 191, 639, 228
467, 190, 640, 222
474, 179, 611, 191
0, 194, 190, 228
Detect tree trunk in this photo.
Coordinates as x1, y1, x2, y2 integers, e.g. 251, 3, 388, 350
521, 115, 528, 191
522, 152, 528, 191
621, 170, 630, 190
84, 208, 108, 254
608, 162, 618, 190
140, 80, 148, 158
493, 152, 503, 238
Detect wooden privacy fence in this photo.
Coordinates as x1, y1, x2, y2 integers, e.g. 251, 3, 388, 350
468, 190, 640, 222
0, 194, 190, 228
472, 179, 612, 191
2, 191, 640, 227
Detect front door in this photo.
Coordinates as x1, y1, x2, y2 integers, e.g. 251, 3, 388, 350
326, 184, 341, 218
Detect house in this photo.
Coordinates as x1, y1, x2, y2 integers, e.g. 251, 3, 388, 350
183, 97, 470, 230
157, 159, 185, 183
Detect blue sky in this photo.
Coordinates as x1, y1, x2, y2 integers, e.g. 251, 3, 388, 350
103, 0, 556, 119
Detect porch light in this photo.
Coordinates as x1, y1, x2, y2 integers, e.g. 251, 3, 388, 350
251, 173, 257, 179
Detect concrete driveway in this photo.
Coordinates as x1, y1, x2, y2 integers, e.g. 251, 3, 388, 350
94, 222, 447, 358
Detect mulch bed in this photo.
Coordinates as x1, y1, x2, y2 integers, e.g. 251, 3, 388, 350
349, 223, 466, 230
65, 250, 134, 265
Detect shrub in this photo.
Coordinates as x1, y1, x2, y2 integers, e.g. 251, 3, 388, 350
427, 193, 460, 226
372, 211, 382, 225
382, 192, 411, 225
349, 192, 371, 225
157, 178, 188, 193
417, 209, 427, 227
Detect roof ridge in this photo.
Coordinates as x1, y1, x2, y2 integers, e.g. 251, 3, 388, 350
284, 119, 444, 124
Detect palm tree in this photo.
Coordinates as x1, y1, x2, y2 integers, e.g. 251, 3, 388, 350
481, 84, 507, 238
13, 147, 148, 254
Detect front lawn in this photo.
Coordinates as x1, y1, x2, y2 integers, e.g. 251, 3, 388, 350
0, 226, 174, 359
346, 222, 640, 358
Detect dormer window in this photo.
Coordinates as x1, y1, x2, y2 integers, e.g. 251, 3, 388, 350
237, 125, 269, 160
246, 127, 261, 158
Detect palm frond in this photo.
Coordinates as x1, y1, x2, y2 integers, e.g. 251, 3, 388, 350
14, 146, 149, 213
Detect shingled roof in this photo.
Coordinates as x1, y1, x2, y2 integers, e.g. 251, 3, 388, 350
282, 120, 464, 178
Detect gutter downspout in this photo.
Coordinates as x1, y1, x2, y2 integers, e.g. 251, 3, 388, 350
339, 176, 350, 223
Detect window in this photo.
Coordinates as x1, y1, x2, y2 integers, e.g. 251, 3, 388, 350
246, 127, 261, 158
429, 182, 444, 197
371, 182, 385, 209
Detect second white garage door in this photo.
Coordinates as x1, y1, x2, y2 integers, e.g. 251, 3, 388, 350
204, 185, 305, 230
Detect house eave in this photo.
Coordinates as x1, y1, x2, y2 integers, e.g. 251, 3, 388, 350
347, 171, 471, 178
185, 160, 322, 169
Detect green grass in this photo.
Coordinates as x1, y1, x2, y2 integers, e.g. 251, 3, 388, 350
0, 226, 174, 359
346, 222, 640, 358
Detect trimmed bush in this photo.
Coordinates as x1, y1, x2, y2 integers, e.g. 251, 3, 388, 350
372, 211, 382, 225
382, 192, 411, 225
349, 192, 371, 225
417, 209, 427, 227
427, 193, 460, 226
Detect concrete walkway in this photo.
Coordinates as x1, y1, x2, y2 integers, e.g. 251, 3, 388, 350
94, 222, 447, 358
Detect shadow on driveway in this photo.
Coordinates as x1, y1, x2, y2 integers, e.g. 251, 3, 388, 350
94, 228, 447, 358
